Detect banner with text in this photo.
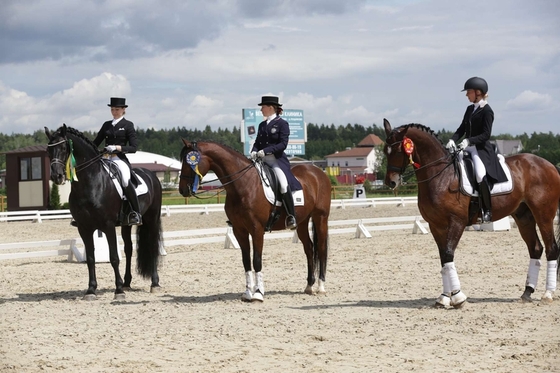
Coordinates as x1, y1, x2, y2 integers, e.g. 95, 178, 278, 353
240, 109, 306, 156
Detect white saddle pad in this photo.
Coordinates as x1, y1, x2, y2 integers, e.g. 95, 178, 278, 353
255, 162, 305, 207
102, 163, 149, 199
458, 153, 513, 196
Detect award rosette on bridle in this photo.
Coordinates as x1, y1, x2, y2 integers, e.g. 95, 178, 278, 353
403, 136, 420, 169
65, 139, 79, 181
185, 150, 204, 192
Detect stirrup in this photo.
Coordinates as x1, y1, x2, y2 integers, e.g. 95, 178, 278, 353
286, 215, 297, 230
127, 212, 143, 226
70, 219, 78, 227
482, 211, 492, 224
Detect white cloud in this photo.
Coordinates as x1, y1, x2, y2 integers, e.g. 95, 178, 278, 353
506, 90, 554, 112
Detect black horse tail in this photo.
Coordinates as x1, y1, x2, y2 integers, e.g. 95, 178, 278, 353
312, 221, 319, 279
311, 219, 328, 281
136, 212, 163, 279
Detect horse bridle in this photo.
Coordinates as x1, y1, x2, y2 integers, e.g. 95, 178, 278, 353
385, 134, 455, 184
180, 142, 256, 198
47, 136, 103, 177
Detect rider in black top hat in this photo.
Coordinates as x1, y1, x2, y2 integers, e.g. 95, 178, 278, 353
92, 97, 142, 226
251, 96, 302, 230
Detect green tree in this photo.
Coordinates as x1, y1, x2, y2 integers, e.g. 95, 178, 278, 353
49, 183, 61, 210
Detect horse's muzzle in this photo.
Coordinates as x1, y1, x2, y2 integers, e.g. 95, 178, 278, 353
51, 172, 66, 185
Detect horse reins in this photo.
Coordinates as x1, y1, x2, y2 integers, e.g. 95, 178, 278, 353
385, 138, 456, 184
180, 143, 257, 199
48, 138, 104, 175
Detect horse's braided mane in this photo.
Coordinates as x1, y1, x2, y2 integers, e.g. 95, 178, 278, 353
396, 123, 443, 144
61, 125, 99, 153
181, 140, 246, 159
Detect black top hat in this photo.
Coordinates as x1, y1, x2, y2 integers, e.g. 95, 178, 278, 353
258, 96, 282, 107
108, 97, 128, 107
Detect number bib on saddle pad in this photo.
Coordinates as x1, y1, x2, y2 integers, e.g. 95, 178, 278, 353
457, 152, 513, 197
102, 162, 149, 199
254, 162, 305, 207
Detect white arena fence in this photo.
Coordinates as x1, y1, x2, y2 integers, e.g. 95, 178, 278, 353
0, 214, 432, 262
0, 197, 418, 223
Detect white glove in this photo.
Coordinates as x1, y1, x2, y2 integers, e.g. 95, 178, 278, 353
104, 145, 117, 153
458, 139, 469, 150
445, 139, 456, 151
250, 151, 258, 160
257, 150, 265, 158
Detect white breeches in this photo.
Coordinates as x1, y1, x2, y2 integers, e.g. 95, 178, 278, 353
263, 154, 288, 194
465, 146, 486, 183
109, 155, 131, 187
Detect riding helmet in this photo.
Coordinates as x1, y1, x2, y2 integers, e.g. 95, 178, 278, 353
462, 77, 488, 94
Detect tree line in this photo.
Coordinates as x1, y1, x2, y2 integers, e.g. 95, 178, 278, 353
1, 123, 560, 171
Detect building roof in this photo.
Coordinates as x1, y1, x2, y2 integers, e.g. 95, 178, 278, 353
2, 145, 47, 154
357, 134, 384, 147
492, 140, 523, 155
127, 151, 181, 170
325, 147, 373, 158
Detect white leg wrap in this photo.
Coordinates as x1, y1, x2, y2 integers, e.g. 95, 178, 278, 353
526, 259, 541, 289
245, 271, 255, 290
255, 271, 264, 295
242, 271, 254, 301
443, 262, 461, 292
440, 265, 452, 295
546, 260, 557, 292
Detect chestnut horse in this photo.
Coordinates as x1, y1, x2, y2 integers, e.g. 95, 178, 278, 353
178, 140, 331, 302
383, 119, 560, 308
45, 124, 163, 300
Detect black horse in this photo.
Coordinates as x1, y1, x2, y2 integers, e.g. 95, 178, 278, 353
45, 124, 163, 300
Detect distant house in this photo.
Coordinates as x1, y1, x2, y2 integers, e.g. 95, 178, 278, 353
324, 134, 384, 184
491, 140, 523, 155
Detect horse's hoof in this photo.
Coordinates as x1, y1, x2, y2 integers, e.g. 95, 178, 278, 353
123, 286, 132, 292
520, 294, 533, 303
150, 286, 162, 294
540, 290, 554, 304
251, 290, 264, 302
451, 290, 467, 308
435, 293, 450, 308
304, 285, 314, 295
241, 290, 252, 302
114, 293, 126, 301
83, 294, 96, 301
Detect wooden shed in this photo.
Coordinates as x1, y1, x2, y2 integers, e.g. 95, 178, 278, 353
3, 145, 51, 211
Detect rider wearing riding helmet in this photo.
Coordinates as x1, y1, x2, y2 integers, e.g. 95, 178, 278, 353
93, 97, 142, 226
446, 77, 507, 223
251, 96, 302, 230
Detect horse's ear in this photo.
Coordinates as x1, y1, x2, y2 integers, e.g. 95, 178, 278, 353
44, 127, 51, 139
383, 118, 392, 136
61, 124, 67, 137
181, 138, 189, 146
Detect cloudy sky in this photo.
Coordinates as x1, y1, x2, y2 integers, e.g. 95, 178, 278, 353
1, 0, 558, 137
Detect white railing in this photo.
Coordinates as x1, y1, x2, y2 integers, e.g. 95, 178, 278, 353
0, 197, 419, 223
0, 215, 429, 262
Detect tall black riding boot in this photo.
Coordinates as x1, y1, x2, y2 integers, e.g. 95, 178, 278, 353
282, 188, 297, 230
124, 184, 142, 226
478, 177, 492, 223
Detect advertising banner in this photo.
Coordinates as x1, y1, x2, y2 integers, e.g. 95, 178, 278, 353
241, 109, 306, 156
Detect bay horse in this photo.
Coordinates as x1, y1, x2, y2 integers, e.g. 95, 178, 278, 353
45, 124, 163, 300
383, 119, 560, 308
178, 140, 331, 302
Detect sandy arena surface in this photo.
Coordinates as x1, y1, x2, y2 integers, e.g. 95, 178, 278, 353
1, 203, 559, 372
